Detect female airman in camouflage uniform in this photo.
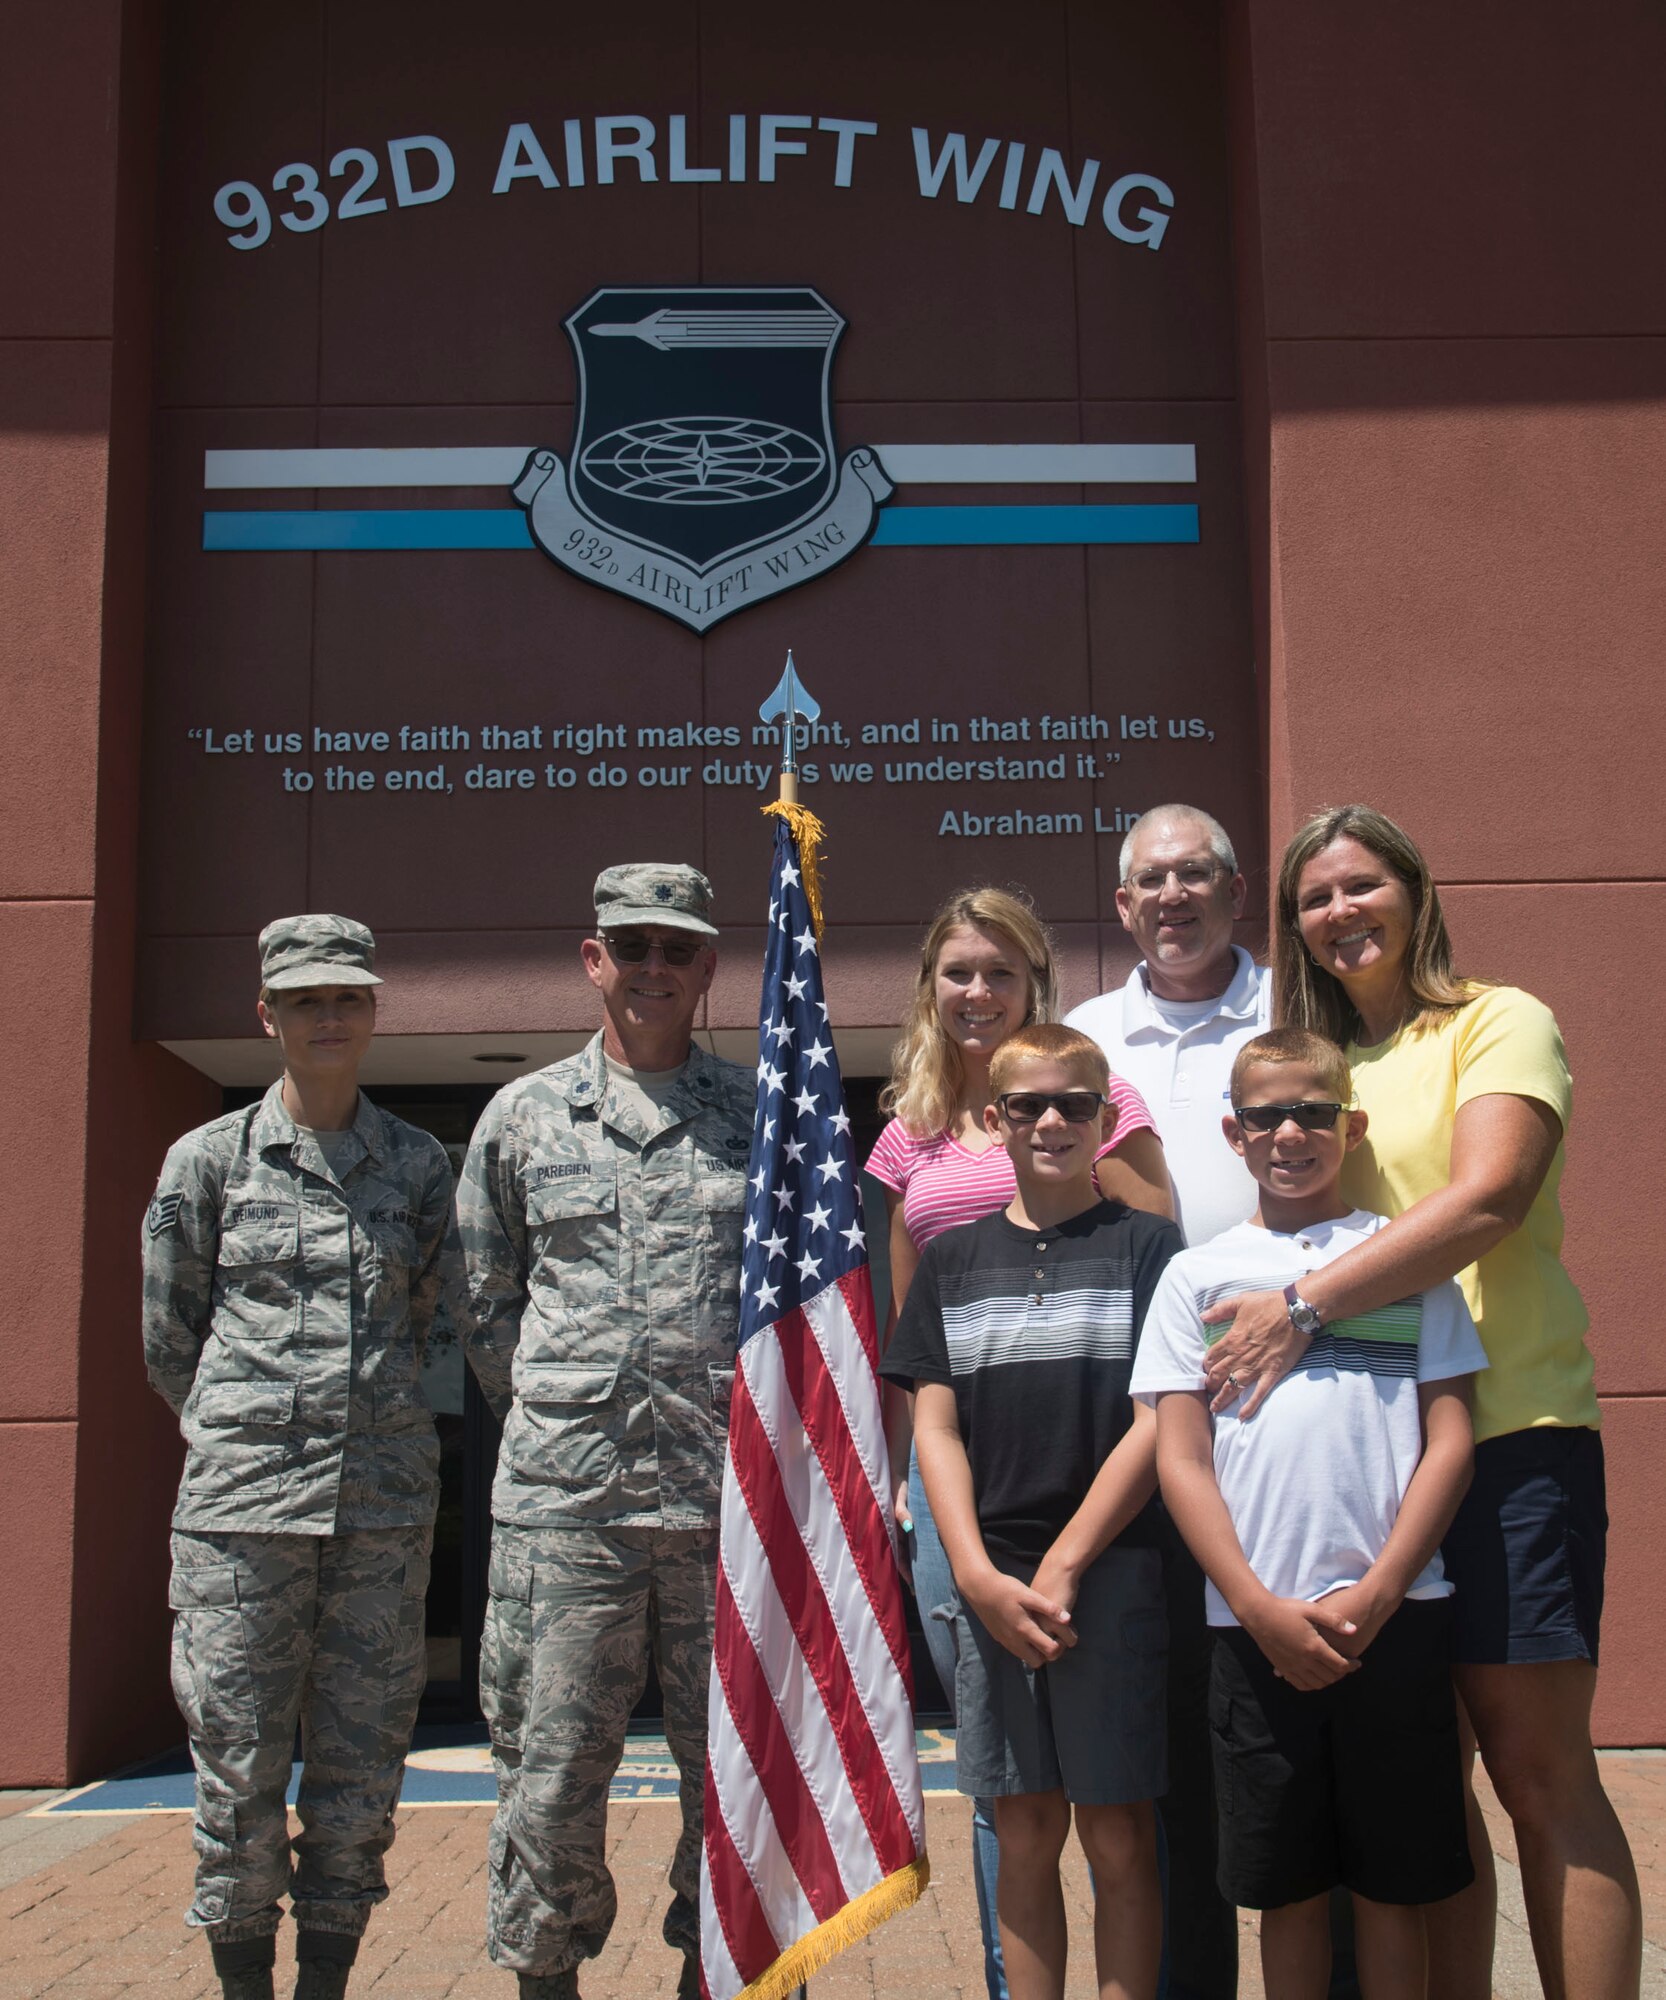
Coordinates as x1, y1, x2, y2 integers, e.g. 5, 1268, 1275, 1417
142, 916, 460, 2000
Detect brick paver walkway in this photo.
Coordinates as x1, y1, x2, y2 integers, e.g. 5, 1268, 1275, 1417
1, 1756, 1661, 1996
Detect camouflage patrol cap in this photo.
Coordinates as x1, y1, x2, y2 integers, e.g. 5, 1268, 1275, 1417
593, 863, 718, 938
258, 913, 383, 990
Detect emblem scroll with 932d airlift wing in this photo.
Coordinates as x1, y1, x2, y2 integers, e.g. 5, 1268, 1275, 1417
513, 286, 892, 632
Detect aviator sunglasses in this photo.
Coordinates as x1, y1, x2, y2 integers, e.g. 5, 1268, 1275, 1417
1232, 1100, 1346, 1134
602, 931, 704, 966
995, 1090, 1109, 1125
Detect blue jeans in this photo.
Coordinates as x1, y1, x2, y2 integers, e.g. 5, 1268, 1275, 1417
907, 1445, 1008, 2000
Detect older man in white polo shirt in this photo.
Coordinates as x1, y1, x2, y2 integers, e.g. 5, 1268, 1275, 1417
1067, 802, 1269, 2000
1070, 804, 1270, 1248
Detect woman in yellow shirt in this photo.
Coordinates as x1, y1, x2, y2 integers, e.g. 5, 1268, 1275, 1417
1202, 805, 1640, 2000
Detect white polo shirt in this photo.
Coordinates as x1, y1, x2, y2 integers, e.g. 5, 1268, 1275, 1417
1066, 946, 1271, 1246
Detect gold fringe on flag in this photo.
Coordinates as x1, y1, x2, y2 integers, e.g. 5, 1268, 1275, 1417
760, 800, 827, 940
733, 1854, 932, 2000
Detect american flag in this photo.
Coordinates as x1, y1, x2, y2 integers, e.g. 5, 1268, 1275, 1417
699, 813, 928, 2000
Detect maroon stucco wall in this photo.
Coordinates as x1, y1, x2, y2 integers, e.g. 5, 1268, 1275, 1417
0, 1, 218, 1785
1229, 0, 1666, 1742
0, 1, 1661, 1784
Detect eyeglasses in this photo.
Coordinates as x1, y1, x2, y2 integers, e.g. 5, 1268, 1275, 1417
1125, 861, 1224, 895
994, 1091, 1108, 1125
603, 932, 704, 966
1231, 1101, 1345, 1134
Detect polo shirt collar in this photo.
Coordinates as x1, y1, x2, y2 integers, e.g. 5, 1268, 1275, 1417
1120, 945, 1262, 1041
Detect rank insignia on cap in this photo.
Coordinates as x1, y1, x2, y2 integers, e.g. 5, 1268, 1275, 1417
654, 883, 673, 902
148, 1192, 183, 1237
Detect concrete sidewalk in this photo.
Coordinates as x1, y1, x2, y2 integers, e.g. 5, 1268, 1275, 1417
1, 1757, 1662, 1997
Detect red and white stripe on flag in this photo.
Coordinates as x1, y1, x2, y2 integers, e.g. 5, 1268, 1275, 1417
699, 807, 928, 2000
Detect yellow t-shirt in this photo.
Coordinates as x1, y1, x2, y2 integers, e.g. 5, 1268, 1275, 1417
1341, 984, 1597, 1444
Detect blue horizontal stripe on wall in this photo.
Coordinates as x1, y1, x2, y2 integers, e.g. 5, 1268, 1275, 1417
201, 503, 1200, 554
203, 509, 535, 551
871, 504, 1197, 546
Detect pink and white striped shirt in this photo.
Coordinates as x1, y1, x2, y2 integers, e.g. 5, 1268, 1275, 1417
865, 1074, 1158, 1252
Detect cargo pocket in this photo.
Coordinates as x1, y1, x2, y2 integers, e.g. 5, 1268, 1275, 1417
708, 1363, 736, 1451
382, 1544, 433, 1738
187, 1787, 239, 1926
169, 1565, 259, 1743
479, 1549, 534, 1756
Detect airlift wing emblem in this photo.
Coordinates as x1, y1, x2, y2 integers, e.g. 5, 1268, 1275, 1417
513, 286, 892, 632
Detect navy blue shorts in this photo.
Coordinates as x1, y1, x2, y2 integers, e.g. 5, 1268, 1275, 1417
1441, 1425, 1607, 1666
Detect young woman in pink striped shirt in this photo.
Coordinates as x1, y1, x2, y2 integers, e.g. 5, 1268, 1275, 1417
865, 885, 1171, 2000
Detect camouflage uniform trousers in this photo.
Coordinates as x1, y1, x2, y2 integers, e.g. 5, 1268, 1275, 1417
480, 1523, 717, 1977
168, 1523, 432, 1942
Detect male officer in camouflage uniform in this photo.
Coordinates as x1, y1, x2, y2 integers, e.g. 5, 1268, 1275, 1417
459, 864, 754, 2000
143, 916, 460, 2000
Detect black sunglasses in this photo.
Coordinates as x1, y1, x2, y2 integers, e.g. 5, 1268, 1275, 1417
603, 932, 704, 966
1232, 1100, 1345, 1134
995, 1090, 1108, 1126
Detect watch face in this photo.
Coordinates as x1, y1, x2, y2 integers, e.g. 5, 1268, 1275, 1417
1287, 1293, 1322, 1334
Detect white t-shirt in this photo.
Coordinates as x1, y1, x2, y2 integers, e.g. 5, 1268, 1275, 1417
1130, 1210, 1489, 1626
1066, 947, 1271, 1246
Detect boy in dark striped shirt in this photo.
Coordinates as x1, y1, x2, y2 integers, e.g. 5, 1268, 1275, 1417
883, 1023, 1181, 2000
1131, 1027, 1486, 2000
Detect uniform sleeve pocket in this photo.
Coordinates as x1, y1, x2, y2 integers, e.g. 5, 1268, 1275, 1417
193, 1382, 297, 1427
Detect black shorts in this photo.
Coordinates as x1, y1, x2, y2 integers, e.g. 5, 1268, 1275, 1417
1441, 1424, 1606, 1666
1209, 1599, 1473, 1909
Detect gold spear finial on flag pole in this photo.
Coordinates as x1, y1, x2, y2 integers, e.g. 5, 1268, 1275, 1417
759, 650, 828, 938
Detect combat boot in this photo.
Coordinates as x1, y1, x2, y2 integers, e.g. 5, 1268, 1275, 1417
292, 1930, 358, 2000
517, 1974, 581, 2000
210, 1934, 276, 2000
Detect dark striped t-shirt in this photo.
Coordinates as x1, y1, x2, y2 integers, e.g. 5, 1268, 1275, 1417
883, 1199, 1181, 1564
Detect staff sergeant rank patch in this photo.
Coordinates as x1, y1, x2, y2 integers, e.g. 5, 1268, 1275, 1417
148, 1191, 183, 1236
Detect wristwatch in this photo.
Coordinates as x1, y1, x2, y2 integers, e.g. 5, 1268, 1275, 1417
1283, 1281, 1323, 1338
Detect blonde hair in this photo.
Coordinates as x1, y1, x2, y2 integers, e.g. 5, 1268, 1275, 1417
989, 1023, 1110, 1098
1274, 804, 1474, 1044
1230, 1027, 1351, 1105
882, 887, 1059, 1137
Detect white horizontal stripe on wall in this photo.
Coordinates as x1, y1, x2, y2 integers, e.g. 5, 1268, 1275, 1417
203, 442, 1197, 490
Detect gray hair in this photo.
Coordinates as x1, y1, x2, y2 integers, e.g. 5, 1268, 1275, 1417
1119, 805, 1238, 884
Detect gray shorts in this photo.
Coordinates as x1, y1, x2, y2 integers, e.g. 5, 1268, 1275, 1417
954, 1543, 1168, 1805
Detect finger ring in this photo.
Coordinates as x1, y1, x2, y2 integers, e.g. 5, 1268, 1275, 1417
1227, 1373, 1241, 1390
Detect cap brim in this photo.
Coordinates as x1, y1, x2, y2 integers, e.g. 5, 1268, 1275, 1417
263, 965, 384, 990
596, 905, 718, 939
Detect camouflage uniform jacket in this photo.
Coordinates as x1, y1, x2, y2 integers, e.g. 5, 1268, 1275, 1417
142, 1083, 459, 1534
458, 1031, 754, 1528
